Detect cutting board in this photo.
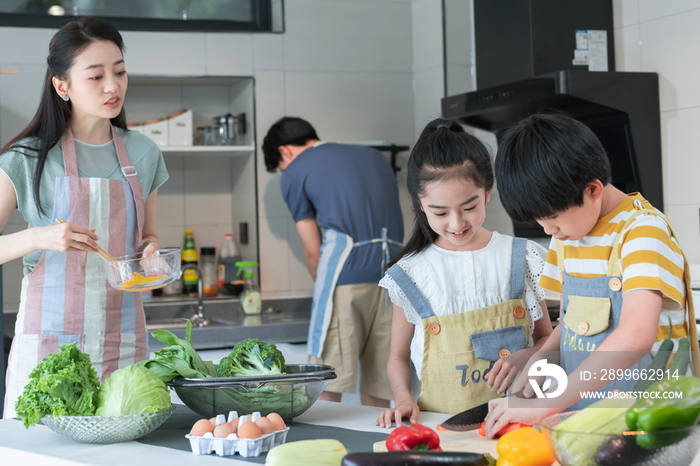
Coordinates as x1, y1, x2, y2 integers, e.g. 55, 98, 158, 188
373, 430, 498, 456
373, 430, 562, 466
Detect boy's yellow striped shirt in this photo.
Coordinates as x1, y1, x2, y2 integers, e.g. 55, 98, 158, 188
540, 193, 688, 350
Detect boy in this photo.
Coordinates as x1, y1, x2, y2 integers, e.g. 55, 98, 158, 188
484, 113, 696, 437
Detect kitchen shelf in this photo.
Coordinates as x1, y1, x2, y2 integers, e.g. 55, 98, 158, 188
160, 144, 255, 155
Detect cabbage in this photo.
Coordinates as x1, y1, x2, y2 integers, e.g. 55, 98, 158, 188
95, 365, 171, 416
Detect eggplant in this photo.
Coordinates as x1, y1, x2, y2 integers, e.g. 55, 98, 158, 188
341, 451, 491, 466
596, 435, 655, 466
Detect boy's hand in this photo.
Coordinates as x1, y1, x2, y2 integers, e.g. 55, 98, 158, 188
484, 397, 559, 439
376, 401, 420, 428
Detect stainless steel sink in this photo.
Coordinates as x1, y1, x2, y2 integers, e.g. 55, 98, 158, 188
143, 296, 312, 350
145, 317, 235, 329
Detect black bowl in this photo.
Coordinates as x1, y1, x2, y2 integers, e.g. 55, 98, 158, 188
222, 282, 244, 296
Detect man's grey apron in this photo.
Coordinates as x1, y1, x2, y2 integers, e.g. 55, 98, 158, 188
307, 227, 400, 357
559, 202, 700, 409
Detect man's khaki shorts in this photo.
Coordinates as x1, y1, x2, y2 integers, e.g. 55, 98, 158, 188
308, 282, 392, 400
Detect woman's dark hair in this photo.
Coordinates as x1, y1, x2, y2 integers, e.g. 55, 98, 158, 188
1, 17, 127, 216
389, 118, 494, 267
494, 112, 611, 223
262, 116, 319, 172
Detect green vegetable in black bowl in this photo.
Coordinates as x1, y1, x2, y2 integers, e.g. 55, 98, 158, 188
216, 338, 286, 377
15, 342, 100, 428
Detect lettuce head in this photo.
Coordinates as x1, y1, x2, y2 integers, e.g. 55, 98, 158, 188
95, 365, 171, 416
15, 342, 100, 428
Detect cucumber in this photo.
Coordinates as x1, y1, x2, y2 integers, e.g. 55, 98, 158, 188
668, 337, 690, 375
633, 316, 674, 392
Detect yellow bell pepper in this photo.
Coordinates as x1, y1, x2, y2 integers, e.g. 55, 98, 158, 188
496, 427, 556, 466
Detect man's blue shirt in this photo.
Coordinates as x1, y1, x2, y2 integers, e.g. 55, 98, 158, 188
280, 143, 404, 285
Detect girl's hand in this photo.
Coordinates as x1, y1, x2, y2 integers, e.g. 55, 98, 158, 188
376, 401, 420, 428
33, 223, 99, 253
484, 349, 530, 394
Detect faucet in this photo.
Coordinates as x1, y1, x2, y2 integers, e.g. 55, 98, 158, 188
181, 265, 210, 327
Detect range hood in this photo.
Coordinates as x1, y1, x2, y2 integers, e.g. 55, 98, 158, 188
442, 70, 662, 212
442, 1, 662, 237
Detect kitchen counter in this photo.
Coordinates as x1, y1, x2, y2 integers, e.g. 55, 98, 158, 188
0, 401, 453, 465
3, 295, 313, 352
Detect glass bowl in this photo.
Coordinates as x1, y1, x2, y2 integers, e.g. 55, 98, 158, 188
167, 364, 336, 420
41, 406, 176, 444
540, 411, 700, 466
103, 248, 181, 292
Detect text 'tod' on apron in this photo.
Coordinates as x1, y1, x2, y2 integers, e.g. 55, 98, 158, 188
386, 237, 531, 415
557, 201, 700, 410
4, 126, 147, 418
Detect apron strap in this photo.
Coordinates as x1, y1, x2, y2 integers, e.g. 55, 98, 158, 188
555, 239, 566, 272
59, 128, 79, 178
385, 263, 435, 319
509, 237, 528, 300
607, 201, 700, 377
111, 126, 145, 246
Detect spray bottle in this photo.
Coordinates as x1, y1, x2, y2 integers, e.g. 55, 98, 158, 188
236, 261, 261, 315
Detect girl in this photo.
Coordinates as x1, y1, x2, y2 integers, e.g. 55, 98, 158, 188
1, 18, 168, 418
376, 118, 552, 427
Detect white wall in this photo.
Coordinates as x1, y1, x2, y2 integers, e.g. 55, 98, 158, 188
0, 0, 416, 311
613, 0, 700, 263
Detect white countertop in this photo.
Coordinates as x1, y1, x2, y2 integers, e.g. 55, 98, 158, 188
0, 401, 451, 466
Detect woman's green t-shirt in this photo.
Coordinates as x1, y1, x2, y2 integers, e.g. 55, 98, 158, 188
0, 128, 169, 275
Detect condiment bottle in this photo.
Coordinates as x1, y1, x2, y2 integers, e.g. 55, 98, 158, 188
182, 229, 198, 294
200, 247, 218, 297
217, 233, 242, 291
236, 261, 261, 315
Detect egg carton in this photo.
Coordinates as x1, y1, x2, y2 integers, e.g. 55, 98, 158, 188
186, 411, 289, 457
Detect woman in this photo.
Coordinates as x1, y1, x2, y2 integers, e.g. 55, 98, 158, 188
1, 17, 168, 418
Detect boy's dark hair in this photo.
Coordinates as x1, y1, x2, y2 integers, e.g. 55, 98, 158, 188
262, 117, 319, 172
390, 118, 494, 267
495, 112, 611, 223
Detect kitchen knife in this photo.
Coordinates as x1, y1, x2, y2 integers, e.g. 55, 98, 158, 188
438, 401, 489, 432
438, 390, 526, 432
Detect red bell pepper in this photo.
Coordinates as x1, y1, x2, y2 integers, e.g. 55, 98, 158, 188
477, 421, 529, 438
386, 423, 442, 451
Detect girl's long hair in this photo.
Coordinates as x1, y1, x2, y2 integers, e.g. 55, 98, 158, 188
389, 118, 494, 267
0, 17, 127, 216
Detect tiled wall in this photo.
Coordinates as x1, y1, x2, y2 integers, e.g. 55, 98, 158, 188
613, 0, 700, 263
0, 0, 416, 311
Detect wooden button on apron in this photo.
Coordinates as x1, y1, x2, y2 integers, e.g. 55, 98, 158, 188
428, 322, 441, 335
577, 321, 589, 336
499, 349, 511, 358
559, 271, 564, 284
513, 306, 525, 319
608, 278, 622, 292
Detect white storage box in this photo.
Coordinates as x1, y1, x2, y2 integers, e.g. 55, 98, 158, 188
186, 411, 289, 458
142, 118, 168, 147
167, 109, 193, 146
127, 123, 144, 134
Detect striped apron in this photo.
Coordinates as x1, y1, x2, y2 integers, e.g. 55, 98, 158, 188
307, 227, 400, 358
3, 126, 147, 418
